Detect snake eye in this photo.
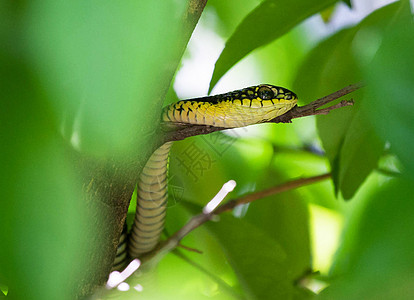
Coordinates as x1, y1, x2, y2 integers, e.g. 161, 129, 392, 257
258, 86, 274, 100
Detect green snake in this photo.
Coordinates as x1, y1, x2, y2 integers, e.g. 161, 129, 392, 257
112, 84, 297, 269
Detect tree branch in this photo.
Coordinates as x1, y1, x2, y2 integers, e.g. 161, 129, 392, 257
215, 173, 331, 214
141, 173, 331, 266
161, 82, 363, 142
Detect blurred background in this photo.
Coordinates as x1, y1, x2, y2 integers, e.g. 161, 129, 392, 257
1, 0, 414, 299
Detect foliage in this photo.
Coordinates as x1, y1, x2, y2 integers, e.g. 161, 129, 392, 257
1, 0, 414, 299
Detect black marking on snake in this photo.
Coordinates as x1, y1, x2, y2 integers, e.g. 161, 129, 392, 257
135, 219, 164, 230
130, 232, 160, 240
138, 185, 167, 194
115, 247, 126, 257
129, 234, 161, 245
131, 225, 163, 241
137, 191, 168, 202
129, 235, 156, 246
137, 209, 166, 219
137, 199, 168, 210
138, 177, 167, 188
131, 230, 163, 240
187, 106, 193, 119
134, 223, 164, 233
139, 177, 166, 186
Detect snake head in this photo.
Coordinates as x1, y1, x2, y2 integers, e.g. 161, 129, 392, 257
256, 84, 298, 104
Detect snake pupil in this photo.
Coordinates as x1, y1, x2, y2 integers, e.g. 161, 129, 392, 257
258, 86, 274, 100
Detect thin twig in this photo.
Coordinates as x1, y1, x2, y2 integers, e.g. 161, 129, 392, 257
312, 100, 355, 116
162, 82, 364, 142
215, 173, 331, 214
141, 173, 331, 265
177, 243, 203, 254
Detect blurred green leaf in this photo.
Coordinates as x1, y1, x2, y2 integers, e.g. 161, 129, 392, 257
207, 0, 262, 38
209, 0, 339, 92
293, 26, 366, 199
0, 44, 92, 300
336, 109, 384, 199
320, 175, 414, 299
360, 1, 414, 178
208, 215, 294, 299
164, 203, 244, 299
24, 0, 188, 158
1, 1, 198, 298
168, 134, 274, 208
293, 2, 402, 199
244, 172, 312, 281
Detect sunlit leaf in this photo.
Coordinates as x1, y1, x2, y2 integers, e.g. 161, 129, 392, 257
293, 3, 401, 199
360, 1, 414, 178
336, 109, 383, 199
209, 0, 339, 92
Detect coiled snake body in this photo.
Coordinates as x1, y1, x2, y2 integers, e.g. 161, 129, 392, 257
113, 84, 297, 269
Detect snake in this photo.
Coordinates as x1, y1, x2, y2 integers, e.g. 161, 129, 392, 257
112, 84, 298, 269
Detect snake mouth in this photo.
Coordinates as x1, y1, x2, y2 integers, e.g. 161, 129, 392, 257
277, 98, 298, 107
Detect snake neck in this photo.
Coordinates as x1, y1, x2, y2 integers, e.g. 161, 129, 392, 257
127, 142, 173, 258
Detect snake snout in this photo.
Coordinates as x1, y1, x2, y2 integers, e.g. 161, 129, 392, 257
285, 92, 297, 101
280, 87, 297, 101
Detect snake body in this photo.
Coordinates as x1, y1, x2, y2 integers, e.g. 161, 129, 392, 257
114, 84, 297, 265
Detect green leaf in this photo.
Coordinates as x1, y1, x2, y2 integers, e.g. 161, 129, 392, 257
294, 2, 402, 199
208, 215, 295, 299
1, 1, 196, 298
209, 0, 339, 92
244, 178, 312, 280
360, 1, 414, 178
24, 0, 188, 158
320, 176, 414, 299
0, 45, 92, 300
336, 109, 383, 199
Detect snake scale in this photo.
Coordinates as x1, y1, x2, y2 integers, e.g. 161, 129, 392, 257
112, 84, 298, 270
